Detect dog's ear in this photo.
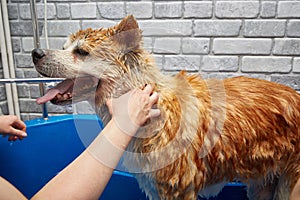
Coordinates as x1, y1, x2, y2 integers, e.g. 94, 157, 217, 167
112, 15, 142, 53
116, 15, 139, 33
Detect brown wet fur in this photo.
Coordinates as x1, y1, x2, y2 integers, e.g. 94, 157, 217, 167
33, 15, 300, 200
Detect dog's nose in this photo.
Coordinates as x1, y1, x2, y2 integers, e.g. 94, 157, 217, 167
32, 48, 45, 64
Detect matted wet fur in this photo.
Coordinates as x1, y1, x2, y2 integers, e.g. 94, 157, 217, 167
32, 15, 300, 200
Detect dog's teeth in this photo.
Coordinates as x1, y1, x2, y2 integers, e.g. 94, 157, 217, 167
63, 94, 69, 99
57, 94, 62, 99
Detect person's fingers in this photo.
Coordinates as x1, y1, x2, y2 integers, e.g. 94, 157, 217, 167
8, 134, 25, 142
149, 92, 159, 105
142, 84, 154, 95
8, 135, 17, 141
10, 128, 27, 138
149, 109, 161, 118
12, 119, 26, 131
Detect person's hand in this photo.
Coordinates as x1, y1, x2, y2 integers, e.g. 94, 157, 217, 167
106, 84, 160, 135
0, 115, 27, 141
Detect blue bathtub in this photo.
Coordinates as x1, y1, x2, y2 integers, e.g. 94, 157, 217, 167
0, 114, 247, 200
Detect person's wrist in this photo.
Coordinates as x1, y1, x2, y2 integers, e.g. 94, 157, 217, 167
102, 119, 137, 151
111, 116, 139, 137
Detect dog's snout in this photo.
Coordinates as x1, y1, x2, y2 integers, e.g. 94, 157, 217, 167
32, 48, 45, 64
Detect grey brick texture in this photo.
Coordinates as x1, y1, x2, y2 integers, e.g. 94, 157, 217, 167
194, 20, 242, 37
57, 4, 70, 19
244, 20, 285, 37
19, 4, 56, 19
184, 2, 212, 19
182, 38, 209, 54
261, 1, 276, 18
126, 2, 152, 19
154, 38, 181, 54
47, 21, 80, 36
242, 57, 292, 73
274, 39, 300, 55
215, 1, 259, 19
213, 39, 272, 55
155, 2, 182, 19
71, 3, 97, 19
201, 56, 239, 72
98, 2, 125, 19
278, 1, 300, 18
294, 58, 300, 73
271, 76, 300, 91
1, 0, 299, 119
139, 20, 192, 36
287, 20, 300, 37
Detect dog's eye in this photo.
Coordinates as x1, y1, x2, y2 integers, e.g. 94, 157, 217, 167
74, 48, 89, 56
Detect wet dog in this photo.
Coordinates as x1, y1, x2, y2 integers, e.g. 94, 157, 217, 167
32, 15, 300, 200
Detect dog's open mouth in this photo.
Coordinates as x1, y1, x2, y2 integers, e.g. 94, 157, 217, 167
36, 76, 99, 105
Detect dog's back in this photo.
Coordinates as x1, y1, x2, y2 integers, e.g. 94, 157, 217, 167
125, 74, 300, 200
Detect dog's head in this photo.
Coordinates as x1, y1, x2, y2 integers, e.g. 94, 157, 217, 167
32, 15, 146, 106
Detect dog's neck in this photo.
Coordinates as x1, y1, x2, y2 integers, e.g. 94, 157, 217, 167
97, 50, 166, 99
95, 50, 168, 125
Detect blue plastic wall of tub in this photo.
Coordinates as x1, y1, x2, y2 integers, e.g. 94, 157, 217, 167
0, 114, 248, 200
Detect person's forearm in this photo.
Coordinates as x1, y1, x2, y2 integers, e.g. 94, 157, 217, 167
31, 120, 135, 200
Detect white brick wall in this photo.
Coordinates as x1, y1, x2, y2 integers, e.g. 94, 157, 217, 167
98, 2, 125, 19
215, 1, 259, 18
71, 3, 97, 19
241, 57, 292, 73
153, 38, 181, 54
154, 2, 182, 18
184, 1, 212, 18
287, 20, 300, 37
274, 39, 300, 55
201, 56, 239, 72
243, 20, 285, 37
278, 1, 300, 18
182, 38, 209, 54
1, 0, 300, 119
139, 20, 192, 36
294, 58, 300, 73
126, 2, 152, 19
213, 39, 272, 55
261, 1, 276, 18
194, 20, 242, 36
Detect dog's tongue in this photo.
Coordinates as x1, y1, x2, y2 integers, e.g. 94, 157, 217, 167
36, 88, 60, 104
36, 79, 74, 104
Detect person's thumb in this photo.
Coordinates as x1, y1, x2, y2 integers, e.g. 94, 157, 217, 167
11, 128, 27, 137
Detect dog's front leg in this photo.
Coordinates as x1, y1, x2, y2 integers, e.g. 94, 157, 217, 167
272, 174, 292, 200
247, 178, 277, 200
